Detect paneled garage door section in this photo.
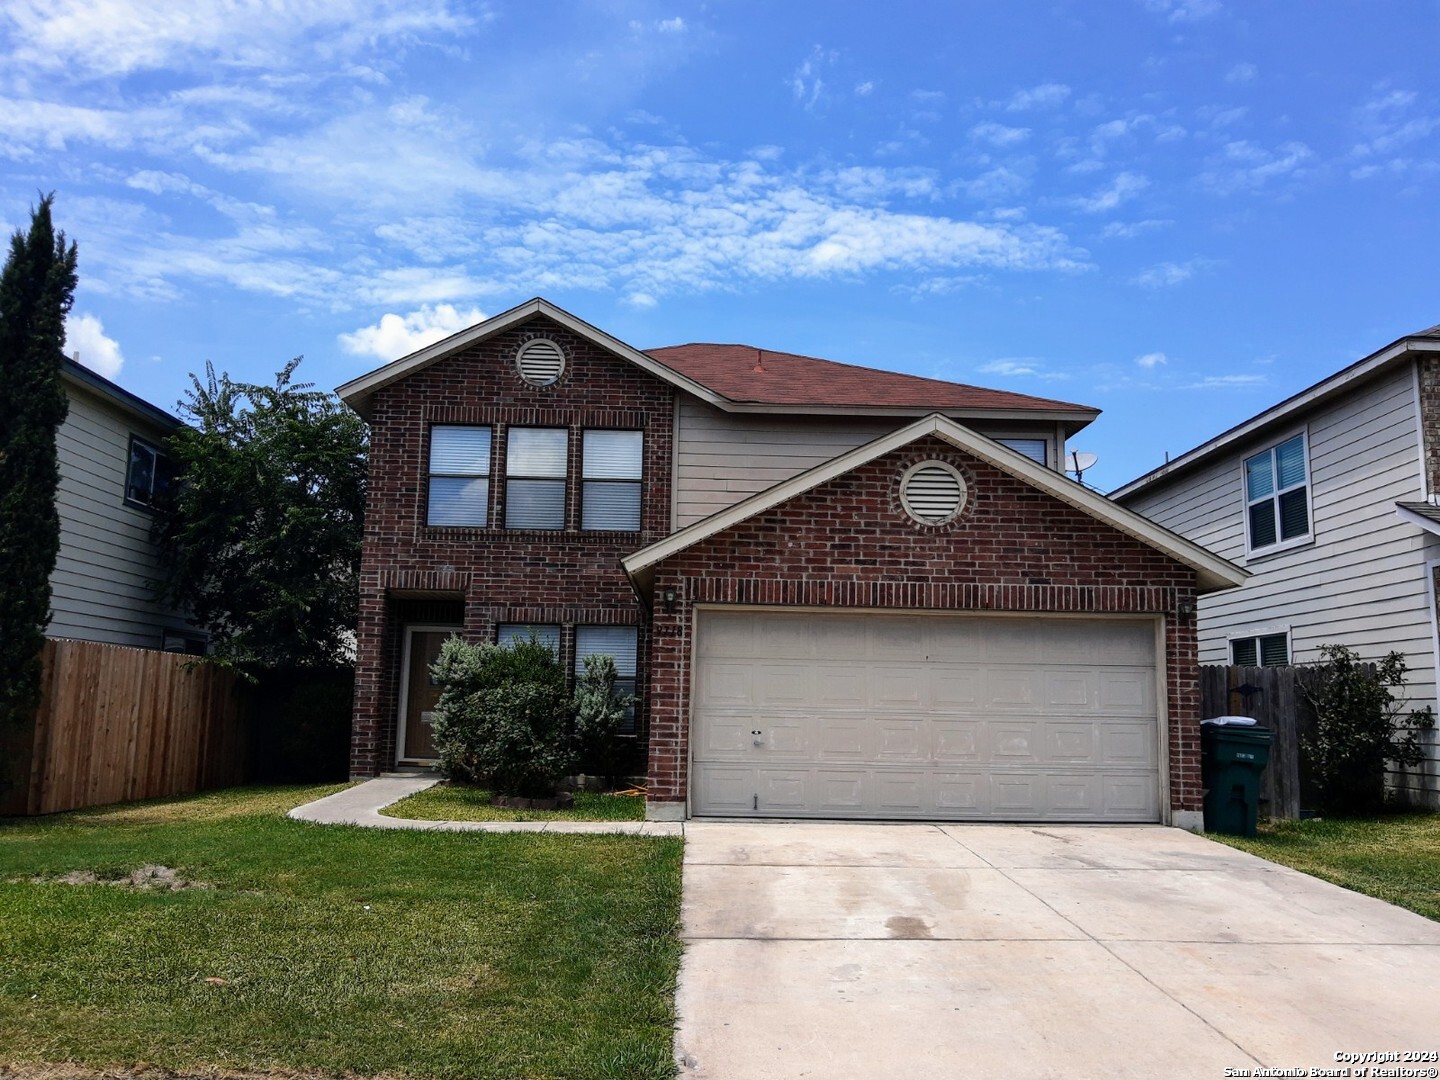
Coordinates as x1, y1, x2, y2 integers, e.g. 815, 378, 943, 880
691, 611, 1160, 822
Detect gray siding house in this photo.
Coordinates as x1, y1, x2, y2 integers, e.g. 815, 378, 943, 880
50, 359, 202, 651
1113, 326, 1440, 807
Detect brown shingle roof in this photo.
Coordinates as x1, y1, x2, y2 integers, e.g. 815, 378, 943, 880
644, 343, 1097, 414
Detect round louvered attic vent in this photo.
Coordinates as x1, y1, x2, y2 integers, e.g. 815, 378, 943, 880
516, 338, 565, 386
900, 461, 968, 525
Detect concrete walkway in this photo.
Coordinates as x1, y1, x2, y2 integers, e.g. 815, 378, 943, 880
675, 821, 1440, 1079
287, 775, 684, 835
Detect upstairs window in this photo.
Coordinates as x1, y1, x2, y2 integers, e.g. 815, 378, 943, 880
997, 438, 1048, 465
1245, 434, 1310, 552
506, 427, 568, 529
582, 430, 642, 531
427, 425, 491, 526
575, 625, 639, 732
125, 435, 174, 510
1232, 633, 1289, 667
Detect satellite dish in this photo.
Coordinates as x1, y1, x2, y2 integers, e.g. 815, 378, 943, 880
1067, 450, 1099, 482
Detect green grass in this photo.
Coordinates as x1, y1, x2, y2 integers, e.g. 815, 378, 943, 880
1214, 811, 1440, 921
382, 783, 646, 823
0, 785, 683, 1079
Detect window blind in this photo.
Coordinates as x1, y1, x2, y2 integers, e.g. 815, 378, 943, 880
582, 430, 642, 531
506, 428, 567, 529
428, 426, 491, 526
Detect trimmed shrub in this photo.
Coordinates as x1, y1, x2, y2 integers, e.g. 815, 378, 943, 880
1302, 644, 1435, 815
430, 635, 573, 797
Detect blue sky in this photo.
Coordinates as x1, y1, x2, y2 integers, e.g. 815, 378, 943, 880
4, 0, 1439, 491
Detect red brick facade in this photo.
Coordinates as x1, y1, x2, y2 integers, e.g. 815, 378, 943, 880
350, 315, 674, 775
643, 435, 1204, 817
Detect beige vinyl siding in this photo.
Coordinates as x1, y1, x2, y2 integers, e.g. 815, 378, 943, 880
1122, 363, 1439, 806
48, 383, 194, 648
674, 399, 1059, 528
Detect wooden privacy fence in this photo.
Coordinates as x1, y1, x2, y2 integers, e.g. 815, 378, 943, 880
1, 638, 250, 815
1200, 664, 1333, 820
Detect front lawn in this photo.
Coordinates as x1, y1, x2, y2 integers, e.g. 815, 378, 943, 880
382, 782, 645, 823
0, 785, 683, 1079
1214, 811, 1440, 921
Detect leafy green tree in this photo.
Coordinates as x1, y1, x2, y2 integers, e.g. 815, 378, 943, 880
156, 359, 367, 670
1302, 644, 1435, 815
0, 194, 78, 730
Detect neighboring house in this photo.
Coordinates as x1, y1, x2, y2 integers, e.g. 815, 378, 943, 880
338, 298, 1244, 828
51, 358, 203, 652
1113, 325, 1440, 808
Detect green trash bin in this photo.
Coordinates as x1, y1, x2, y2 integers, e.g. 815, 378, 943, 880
1201, 720, 1273, 837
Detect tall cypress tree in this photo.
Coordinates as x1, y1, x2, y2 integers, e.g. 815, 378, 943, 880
0, 194, 79, 730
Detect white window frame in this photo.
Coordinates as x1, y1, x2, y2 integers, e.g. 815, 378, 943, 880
125, 434, 173, 511
1227, 628, 1292, 668
1242, 429, 1314, 557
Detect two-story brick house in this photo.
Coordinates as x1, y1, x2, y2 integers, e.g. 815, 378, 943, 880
338, 298, 1244, 828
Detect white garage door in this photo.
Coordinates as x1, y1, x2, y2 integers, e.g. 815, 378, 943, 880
691, 610, 1161, 822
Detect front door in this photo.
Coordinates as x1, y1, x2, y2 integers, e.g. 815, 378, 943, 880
400, 627, 459, 761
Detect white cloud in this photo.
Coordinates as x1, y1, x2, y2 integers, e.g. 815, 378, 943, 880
791, 45, 837, 111
2, 0, 478, 77
1184, 373, 1267, 388
1350, 88, 1440, 173
1005, 83, 1070, 111
970, 122, 1031, 147
981, 359, 1040, 376
1072, 172, 1149, 213
1225, 62, 1258, 85
625, 291, 657, 309
1100, 218, 1170, 240
893, 274, 985, 298
977, 357, 1071, 381
1131, 260, 1208, 288
1134, 351, 1167, 369
656, 17, 685, 33
338, 303, 487, 360
65, 313, 125, 378
1143, 0, 1223, 23
1201, 140, 1312, 193
854, 80, 875, 97
960, 166, 1031, 201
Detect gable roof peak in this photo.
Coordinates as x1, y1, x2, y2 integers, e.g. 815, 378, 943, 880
622, 411, 1245, 598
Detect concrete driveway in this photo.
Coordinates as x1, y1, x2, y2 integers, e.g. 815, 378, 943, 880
675, 822, 1440, 1079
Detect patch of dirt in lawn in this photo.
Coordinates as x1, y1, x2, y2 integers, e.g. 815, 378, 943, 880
26, 865, 211, 891
0, 1066, 408, 1079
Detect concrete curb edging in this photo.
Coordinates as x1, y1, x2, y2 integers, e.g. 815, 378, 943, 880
287, 775, 685, 836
